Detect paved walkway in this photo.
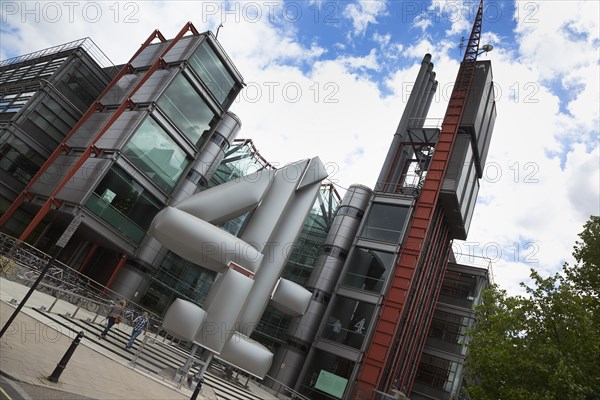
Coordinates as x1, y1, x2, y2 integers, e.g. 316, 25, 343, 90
0, 278, 279, 400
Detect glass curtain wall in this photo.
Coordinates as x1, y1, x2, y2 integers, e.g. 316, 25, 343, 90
0, 131, 45, 184
189, 41, 237, 107
341, 247, 395, 293
360, 203, 409, 243
157, 72, 217, 148
123, 116, 189, 193
84, 165, 162, 243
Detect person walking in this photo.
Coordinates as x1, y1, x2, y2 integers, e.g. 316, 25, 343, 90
126, 311, 150, 349
99, 299, 126, 339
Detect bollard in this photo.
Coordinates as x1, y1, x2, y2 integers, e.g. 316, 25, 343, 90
190, 378, 204, 400
48, 331, 84, 383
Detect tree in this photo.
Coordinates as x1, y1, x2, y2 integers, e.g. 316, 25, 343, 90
465, 216, 600, 400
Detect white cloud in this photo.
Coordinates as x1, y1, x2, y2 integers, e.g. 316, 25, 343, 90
412, 13, 433, 32
2, 0, 598, 300
514, 0, 599, 80
343, 0, 388, 36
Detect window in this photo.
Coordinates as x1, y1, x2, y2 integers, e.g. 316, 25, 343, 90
415, 354, 459, 393
342, 247, 394, 293
325, 296, 375, 350
439, 271, 478, 308
360, 203, 409, 243
0, 132, 45, 184
84, 166, 162, 243
189, 41, 237, 106
123, 116, 189, 192
157, 73, 217, 148
428, 310, 474, 355
300, 349, 355, 400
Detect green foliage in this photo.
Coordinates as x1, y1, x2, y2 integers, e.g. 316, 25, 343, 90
465, 216, 600, 400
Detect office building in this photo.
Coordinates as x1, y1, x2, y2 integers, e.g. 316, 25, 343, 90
1, 3, 496, 397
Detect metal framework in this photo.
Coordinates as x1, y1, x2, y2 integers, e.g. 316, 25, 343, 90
354, 1, 484, 397
0, 23, 202, 240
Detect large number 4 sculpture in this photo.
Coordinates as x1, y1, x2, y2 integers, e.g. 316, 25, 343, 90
149, 157, 328, 378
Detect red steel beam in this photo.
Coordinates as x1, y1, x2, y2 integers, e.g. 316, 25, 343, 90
388, 207, 447, 388
396, 217, 450, 393
13, 22, 200, 241
0, 29, 166, 229
105, 254, 129, 290
404, 227, 451, 394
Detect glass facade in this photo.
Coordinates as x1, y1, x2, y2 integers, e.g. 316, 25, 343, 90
438, 270, 479, 308
84, 166, 162, 243
427, 310, 473, 355
300, 349, 356, 400
140, 251, 217, 315
414, 353, 459, 394
189, 41, 237, 107
0, 91, 36, 114
341, 247, 395, 293
157, 73, 217, 148
360, 203, 409, 243
0, 131, 45, 184
0, 56, 67, 85
21, 95, 79, 147
324, 296, 375, 350
123, 116, 190, 193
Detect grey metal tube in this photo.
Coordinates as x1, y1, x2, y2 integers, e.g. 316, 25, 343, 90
376, 54, 432, 192
386, 62, 433, 191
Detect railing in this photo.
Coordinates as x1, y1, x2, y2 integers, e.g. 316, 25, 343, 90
0, 232, 163, 331
407, 118, 443, 129
0, 37, 114, 69
256, 375, 312, 400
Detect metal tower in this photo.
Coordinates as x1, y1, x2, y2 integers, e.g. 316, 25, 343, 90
355, 1, 487, 397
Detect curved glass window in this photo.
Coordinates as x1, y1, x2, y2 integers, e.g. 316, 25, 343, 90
360, 203, 409, 243
341, 248, 394, 293
189, 41, 236, 106
123, 116, 189, 192
157, 73, 216, 148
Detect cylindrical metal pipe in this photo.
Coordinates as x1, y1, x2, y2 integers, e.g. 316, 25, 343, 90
414, 71, 436, 123
376, 54, 432, 192
269, 185, 371, 388
386, 62, 433, 191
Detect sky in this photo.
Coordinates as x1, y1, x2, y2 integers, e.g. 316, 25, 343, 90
1, 0, 598, 295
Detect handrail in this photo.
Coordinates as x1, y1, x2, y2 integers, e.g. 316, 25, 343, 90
0, 232, 163, 326
257, 374, 312, 400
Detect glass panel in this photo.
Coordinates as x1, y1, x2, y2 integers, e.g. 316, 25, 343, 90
0, 132, 45, 184
300, 349, 355, 400
84, 166, 162, 243
341, 247, 394, 293
427, 310, 474, 355
189, 41, 236, 106
123, 116, 189, 192
157, 73, 217, 148
324, 296, 375, 350
438, 271, 478, 308
414, 353, 459, 393
360, 203, 409, 243
139, 251, 217, 315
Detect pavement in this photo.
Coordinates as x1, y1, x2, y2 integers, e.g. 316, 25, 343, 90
0, 277, 281, 400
